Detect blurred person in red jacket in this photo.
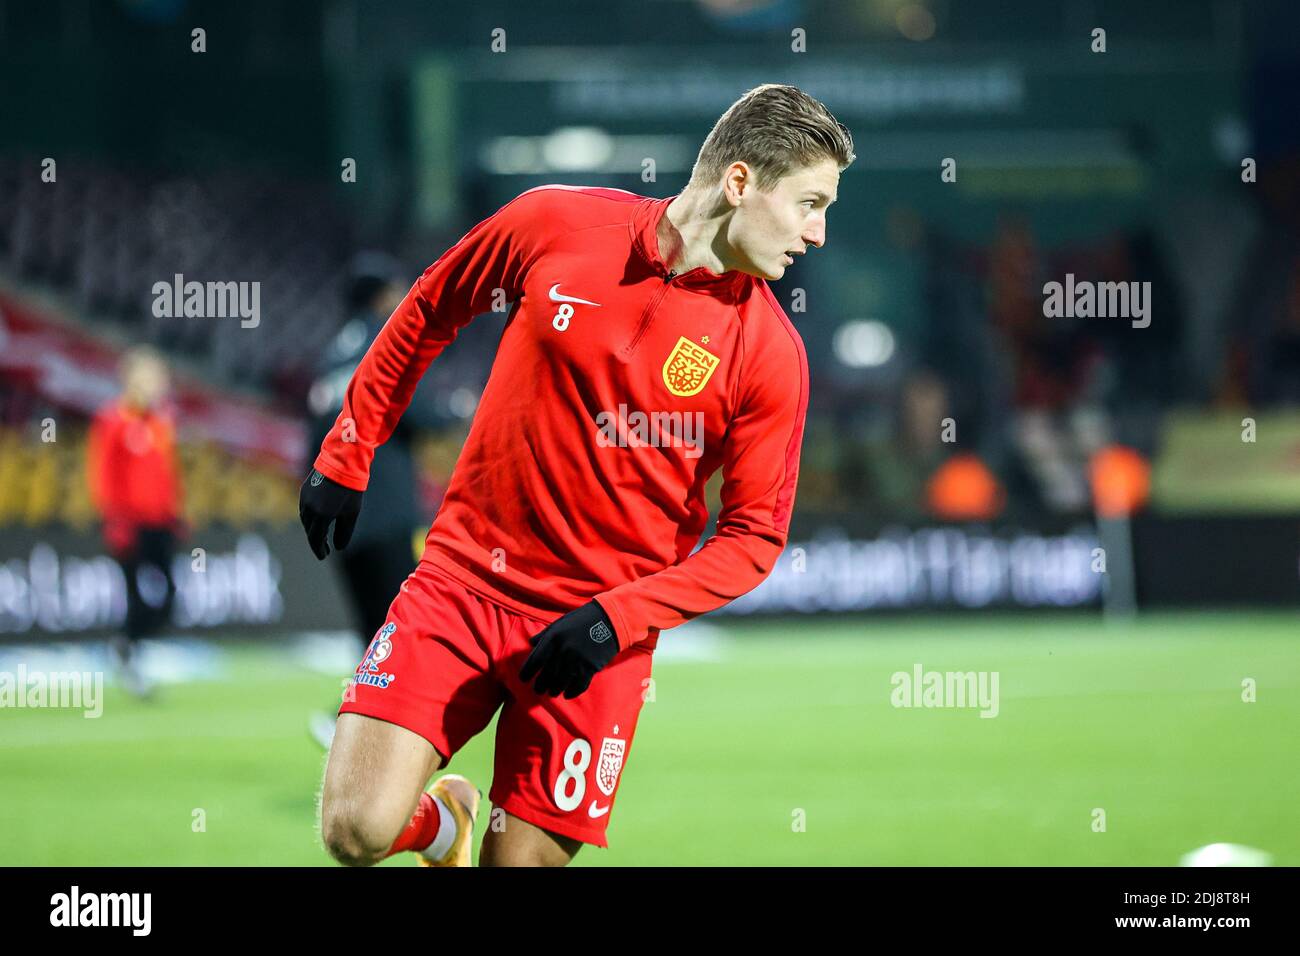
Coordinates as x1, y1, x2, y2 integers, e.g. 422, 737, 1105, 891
87, 346, 185, 697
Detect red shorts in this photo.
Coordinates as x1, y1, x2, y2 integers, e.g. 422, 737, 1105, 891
337, 559, 656, 848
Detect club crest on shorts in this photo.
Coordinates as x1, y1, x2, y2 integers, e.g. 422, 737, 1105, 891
662, 335, 720, 397
354, 622, 397, 689
596, 735, 626, 797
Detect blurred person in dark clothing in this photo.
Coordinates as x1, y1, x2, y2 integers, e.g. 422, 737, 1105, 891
987, 216, 1107, 514
306, 252, 447, 747
87, 346, 185, 699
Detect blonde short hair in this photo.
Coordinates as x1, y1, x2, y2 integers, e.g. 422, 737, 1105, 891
689, 84, 855, 192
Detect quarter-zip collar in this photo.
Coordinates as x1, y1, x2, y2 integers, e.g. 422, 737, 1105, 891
629, 194, 748, 296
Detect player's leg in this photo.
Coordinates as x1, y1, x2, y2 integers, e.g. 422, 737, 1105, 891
116, 541, 144, 658
111, 534, 152, 697
139, 526, 178, 634
486, 615, 657, 864
319, 561, 507, 866
319, 713, 443, 866
479, 810, 583, 867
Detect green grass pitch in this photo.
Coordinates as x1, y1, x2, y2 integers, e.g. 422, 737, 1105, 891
2, 611, 1296, 866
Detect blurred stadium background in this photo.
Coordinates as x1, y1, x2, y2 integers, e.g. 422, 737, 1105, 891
1, 0, 1297, 865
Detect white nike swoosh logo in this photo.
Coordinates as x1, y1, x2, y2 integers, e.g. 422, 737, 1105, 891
549, 283, 601, 307
587, 801, 610, 818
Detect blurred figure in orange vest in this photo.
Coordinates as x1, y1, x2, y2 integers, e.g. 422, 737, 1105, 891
87, 347, 185, 697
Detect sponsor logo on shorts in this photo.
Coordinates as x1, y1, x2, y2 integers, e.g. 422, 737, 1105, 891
353, 622, 397, 689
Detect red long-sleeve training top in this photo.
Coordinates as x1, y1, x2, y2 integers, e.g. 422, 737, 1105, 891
314, 186, 809, 652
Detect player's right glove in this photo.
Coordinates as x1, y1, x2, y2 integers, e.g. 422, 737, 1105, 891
298, 469, 364, 560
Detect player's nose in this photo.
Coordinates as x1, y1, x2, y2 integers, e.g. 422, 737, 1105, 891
804, 217, 826, 249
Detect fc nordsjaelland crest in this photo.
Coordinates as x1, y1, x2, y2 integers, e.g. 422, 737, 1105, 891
596, 736, 626, 797
662, 336, 720, 397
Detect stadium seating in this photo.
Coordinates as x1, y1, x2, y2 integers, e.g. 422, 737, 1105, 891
0, 155, 351, 392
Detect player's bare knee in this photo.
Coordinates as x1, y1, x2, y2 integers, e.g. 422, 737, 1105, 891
317, 785, 403, 868
320, 797, 402, 867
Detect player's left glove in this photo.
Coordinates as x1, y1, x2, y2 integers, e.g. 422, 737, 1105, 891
519, 601, 621, 699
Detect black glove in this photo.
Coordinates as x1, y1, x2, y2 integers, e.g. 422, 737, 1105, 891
519, 601, 621, 699
298, 469, 363, 560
